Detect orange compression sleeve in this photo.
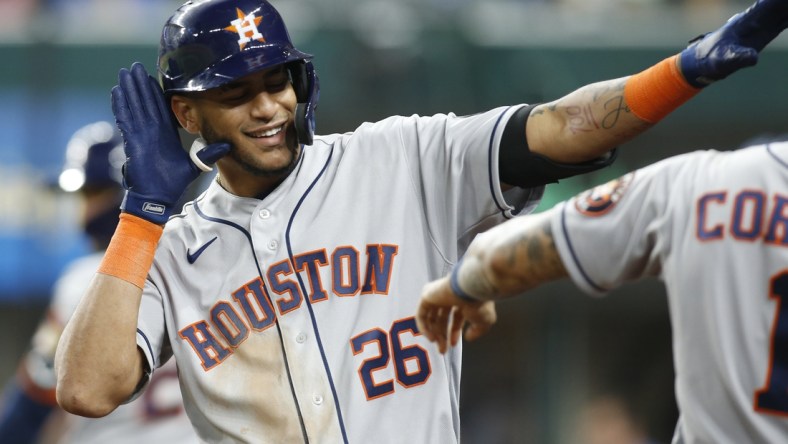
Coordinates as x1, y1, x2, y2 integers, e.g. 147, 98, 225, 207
623, 55, 701, 124
97, 213, 164, 289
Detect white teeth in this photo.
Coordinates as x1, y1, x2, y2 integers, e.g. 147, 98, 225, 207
253, 126, 283, 138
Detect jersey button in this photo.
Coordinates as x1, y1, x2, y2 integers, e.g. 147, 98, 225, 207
296, 332, 306, 344
268, 240, 278, 250
312, 394, 323, 406
259, 209, 271, 219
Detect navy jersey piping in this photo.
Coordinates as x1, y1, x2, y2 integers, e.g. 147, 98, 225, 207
767, 142, 788, 170
283, 145, 350, 444
560, 204, 607, 293
487, 106, 515, 218
137, 328, 155, 367
193, 203, 311, 444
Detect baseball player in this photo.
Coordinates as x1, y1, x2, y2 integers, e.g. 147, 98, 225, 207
0, 122, 196, 444
54, 0, 788, 442
417, 135, 788, 443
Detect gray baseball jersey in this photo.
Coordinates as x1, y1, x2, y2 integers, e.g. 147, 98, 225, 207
35, 253, 195, 444
134, 106, 542, 443
551, 141, 788, 443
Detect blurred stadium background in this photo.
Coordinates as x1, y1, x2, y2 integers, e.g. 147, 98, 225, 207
0, 0, 785, 442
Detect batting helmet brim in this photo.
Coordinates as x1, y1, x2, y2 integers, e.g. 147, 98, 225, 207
163, 44, 313, 94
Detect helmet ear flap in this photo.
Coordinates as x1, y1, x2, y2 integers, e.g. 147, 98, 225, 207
289, 61, 318, 146
294, 103, 313, 146
287, 61, 309, 102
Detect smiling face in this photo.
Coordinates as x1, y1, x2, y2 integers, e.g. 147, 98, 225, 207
171, 64, 299, 197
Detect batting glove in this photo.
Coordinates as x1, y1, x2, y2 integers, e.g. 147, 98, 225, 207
679, 0, 788, 88
111, 62, 230, 225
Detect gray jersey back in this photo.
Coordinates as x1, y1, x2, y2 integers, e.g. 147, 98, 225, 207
552, 141, 788, 443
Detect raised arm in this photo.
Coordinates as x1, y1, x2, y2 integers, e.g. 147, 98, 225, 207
54, 63, 229, 417
526, 0, 788, 164
416, 210, 566, 353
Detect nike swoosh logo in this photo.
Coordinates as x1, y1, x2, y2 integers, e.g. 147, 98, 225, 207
186, 237, 218, 264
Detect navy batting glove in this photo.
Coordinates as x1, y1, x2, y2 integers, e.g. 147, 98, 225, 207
111, 62, 230, 225
679, 0, 788, 88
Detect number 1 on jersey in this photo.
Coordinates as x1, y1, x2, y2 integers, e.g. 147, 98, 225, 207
754, 271, 788, 416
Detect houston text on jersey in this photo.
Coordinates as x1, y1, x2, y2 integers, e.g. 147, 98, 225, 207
178, 244, 399, 370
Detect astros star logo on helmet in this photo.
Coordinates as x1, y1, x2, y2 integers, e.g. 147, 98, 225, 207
224, 8, 265, 49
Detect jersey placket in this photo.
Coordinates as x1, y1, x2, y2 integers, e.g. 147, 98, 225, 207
250, 199, 343, 441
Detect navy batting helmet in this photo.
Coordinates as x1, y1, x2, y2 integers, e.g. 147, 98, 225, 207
157, 0, 319, 145
58, 121, 125, 193
58, 121, 125, 248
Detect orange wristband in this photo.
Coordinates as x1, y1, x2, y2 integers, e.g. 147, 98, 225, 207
624, 55, 701, 124
97, 213, 164, 289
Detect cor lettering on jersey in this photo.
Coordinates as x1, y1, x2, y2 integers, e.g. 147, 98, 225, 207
696, 190, 788, 245
178, 244, 399, 371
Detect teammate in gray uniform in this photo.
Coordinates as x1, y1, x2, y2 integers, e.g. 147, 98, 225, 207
0, 122, 195, 444
54, 0, 788, 442
417, 138, 788, 443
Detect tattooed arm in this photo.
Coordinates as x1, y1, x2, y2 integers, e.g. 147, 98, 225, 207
526, 78, 651, 164
520, 0, 787, 164
416, 210, 568, 353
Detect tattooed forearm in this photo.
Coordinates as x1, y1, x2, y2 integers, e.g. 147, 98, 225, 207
524, 227, 547, 265
590, 77, 625, 101
517, 218, 567, 286
564, 79, 630, 132
534, 78, 632, 136
600, 95, 630, 129
523, 76, 654, 163
459, 212, 568, 301
566, 104, 600, 134
461, 269, 501, 301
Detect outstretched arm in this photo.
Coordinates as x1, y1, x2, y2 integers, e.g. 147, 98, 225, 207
526, 77, 647, 164
416, 210, 567, 353
525, 0, 788, 164
54, 63, 229, 417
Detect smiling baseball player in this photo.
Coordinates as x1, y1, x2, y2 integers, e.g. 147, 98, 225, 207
54, 0, 788, 442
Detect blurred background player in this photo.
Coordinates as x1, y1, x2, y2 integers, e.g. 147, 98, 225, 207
0, 121, 195, 444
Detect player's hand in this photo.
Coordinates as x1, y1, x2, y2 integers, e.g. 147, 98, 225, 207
111, 62, 230, 225
416, 277, 497, 354
679, 0, 788, 88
